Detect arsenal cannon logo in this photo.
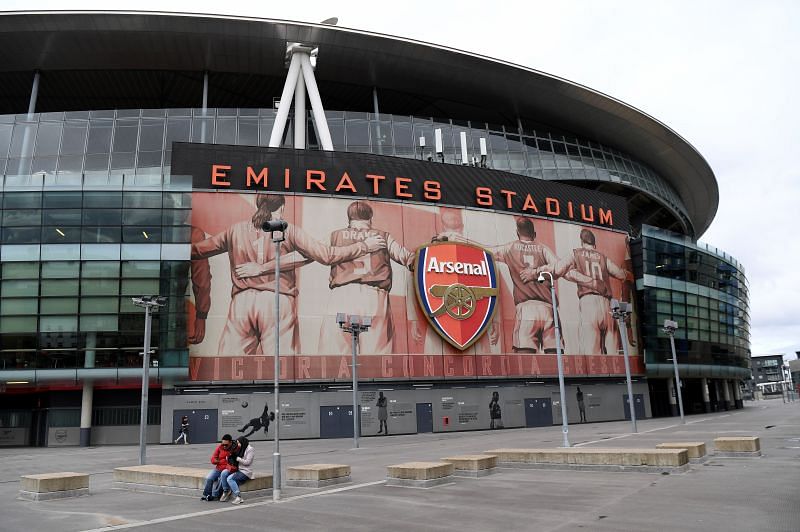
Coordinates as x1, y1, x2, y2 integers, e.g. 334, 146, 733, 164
414, 242, 499, 350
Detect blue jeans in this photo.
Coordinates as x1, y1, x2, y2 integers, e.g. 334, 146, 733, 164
212, 470, 231, 498
203, 469, 222, 497
225, 471, 250, 497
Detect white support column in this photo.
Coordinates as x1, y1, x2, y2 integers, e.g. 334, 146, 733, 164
201, 71, 209, 143
294, 69, 306, 149
723, 379, 732, 410
373, 87, 383, 155
298, 53, 334, 151
20, 71, 40, 165
80, 332, 96, 447
701, 377, 711, 413
269, 53, 302, 148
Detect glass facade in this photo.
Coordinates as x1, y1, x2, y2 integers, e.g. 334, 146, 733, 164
632, 225, 750, 373
0, 108, 701, 372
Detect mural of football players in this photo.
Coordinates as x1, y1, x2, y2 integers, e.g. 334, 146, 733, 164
191, 194, 386, 356
318, 200, 414, 355
189, 225, 211, 345
551, 228, 631, 355
414, 208, 501, 353
439, 216, 568, 354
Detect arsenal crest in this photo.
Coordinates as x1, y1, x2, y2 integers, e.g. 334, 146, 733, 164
414, 242, 499, 350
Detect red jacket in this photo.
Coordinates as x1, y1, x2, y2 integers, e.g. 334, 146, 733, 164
210, 444, 230, 472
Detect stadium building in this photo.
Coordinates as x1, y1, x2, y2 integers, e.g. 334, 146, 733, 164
0, 11, 749, 447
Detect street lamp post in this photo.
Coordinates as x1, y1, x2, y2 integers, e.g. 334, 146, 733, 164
662, 319, 685, 424
131, 295, 167, 465
336, 313, 372, 449
611, 299, 637, 433
261, 218, 288, 501
537, 272, 569, 447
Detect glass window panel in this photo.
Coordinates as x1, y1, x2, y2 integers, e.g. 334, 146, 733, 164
43, 191, 82, 209
84, 191, 122, 208
86, 122, 113, 154
81, 226, 121, 244
163, 192, 191, 209
81, 261, 120, 278
2, 262, 38, 279
161, 209, 190, 226
122, 209, 161, 225
3, 192, 41, 208
2, 279, 39, 297
122, 261, 161, 278
42, 261, 79, 278
162, 226, 191, 243
121, 244, 160, 259
110, 151, 135, 171
84, 153, 110, 171
138, 120, 164, 152
57, 154, 83, 173
43, 209, 82, 225
1, 227, 40, 244
123, 226, 161, 242
0, 316, 37, 333
9, 123, 37, 157
31, 155, 57, 174
40, 316, 78, 333
81, 297, 119, 313
215, 118, 237, 144
136, 150, 162, 169
191, 118, 214, 143
0, 299, 38, 315
41, 227, 81, 244
0, 123, 12, 158
60, 122, 88, 155
113, 123, 138, 153
35, 123, 62, 156
40, 298, 79, 314
81, 243, 120, 260
0, 243, 41, 262
81, 279, 120, 296
41, 279, 78, 296
123, 191, 162, 209
345, 119, 369, 146
83, 209, 122, 225
3, 209, 41, 226
238, 119, 258, 146
80, 315, 119, 332
165, 118, 191, 146
121, 279, 159, 295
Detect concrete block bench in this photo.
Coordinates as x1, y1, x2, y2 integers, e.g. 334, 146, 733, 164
286, 464, 351, 488
485, 448, 689, 473
386, 461, 455, 488
714, 437, 761, 457
656, 442, 708, 462
19, 472, 90, 501
442, 454, 498, 477
113, 465, 272, 499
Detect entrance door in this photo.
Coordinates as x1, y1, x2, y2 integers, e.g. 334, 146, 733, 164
524, 398, 553, 427
173, 409, 218, 444
29, 409, 48, 447
319, 405, 354, 439
416, 403, 433, 433
623, 394, 646, 420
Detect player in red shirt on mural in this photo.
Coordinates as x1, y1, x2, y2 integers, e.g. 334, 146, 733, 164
549, 228, 631, 355
319, 201, 414, 355
191, 194, 386, 356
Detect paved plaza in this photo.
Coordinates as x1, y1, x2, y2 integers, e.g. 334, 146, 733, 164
1, 399, 798, 531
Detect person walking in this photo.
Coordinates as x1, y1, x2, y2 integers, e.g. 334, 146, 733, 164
174, 415, 189, 444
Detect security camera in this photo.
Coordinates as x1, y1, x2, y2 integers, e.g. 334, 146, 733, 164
262, 220, 288, 233
537, 273, 546, 284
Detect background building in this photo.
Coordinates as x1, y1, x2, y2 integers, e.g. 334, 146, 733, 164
0, 11, 748, 446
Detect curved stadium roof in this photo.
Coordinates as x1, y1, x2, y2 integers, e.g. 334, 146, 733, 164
0, 11, 718, 236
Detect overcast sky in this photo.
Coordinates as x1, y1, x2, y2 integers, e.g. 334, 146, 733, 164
8, 1, 799, 358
